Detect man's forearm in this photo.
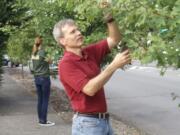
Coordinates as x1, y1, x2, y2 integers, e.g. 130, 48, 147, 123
83, 49, 131, 96
83, 63, 116, 96
108, 21, 121, 44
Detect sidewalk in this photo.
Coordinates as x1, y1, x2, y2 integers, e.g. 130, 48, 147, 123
0, 70, 71, 135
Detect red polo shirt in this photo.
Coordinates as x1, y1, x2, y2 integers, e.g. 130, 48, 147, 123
59, 39, 110, 113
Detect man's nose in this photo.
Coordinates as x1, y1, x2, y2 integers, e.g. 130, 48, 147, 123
76, 30, 82, 35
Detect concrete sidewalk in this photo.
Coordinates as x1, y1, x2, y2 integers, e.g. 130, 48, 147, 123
0, 72, 71, 135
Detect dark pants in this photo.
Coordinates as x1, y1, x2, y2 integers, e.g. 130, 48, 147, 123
34, 76, 51, 124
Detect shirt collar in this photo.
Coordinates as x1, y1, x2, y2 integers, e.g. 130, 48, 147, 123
64, 49, 88, 61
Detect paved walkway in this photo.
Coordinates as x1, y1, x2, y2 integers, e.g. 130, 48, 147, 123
0, 71, 71, 135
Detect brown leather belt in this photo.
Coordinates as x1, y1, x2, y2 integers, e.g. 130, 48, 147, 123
75, 112, 109, 119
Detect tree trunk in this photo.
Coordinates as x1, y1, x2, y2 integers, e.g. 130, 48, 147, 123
21, 64, 24, 79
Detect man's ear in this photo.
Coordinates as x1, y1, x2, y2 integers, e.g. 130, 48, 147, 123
59, 37, 66, 46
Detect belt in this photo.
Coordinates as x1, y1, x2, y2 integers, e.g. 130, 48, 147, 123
75, 112, 109, 119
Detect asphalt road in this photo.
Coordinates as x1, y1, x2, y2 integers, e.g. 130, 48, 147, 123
105, 67, 180, 135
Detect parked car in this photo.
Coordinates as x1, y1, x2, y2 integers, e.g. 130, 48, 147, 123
2, 55, 19, 67
2, 58, 9, 66
8, 61, 20, 67
2, 54, 9, 66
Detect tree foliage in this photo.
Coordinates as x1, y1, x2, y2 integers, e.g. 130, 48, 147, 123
2, 0, 180, 73
0, 0, 23, 84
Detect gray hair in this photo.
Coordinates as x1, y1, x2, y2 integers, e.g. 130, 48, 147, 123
52, 19, 75, 44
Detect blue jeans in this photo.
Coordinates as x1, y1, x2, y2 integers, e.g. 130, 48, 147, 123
72, 114, 114, 135
34, 76, 51, 124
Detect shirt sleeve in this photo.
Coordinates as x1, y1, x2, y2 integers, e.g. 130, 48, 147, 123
38, 49, 48, 62
39, 50, 45, 57
59, 60, 90, 93
85, 39, 110, 65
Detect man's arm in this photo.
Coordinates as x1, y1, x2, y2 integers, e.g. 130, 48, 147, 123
82, 50, 130, 96
82, 5, 128, 96
100, 1, 121, 50
106, 15, 121, 50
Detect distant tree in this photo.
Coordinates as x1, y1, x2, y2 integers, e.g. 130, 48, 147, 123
0, 0, 14, 85
0, 0, 31, 80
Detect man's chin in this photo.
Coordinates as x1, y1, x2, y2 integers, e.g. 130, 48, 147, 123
72, 44, 83, 48
78, 42, 84, 47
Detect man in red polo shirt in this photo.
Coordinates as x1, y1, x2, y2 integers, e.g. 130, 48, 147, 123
53, 13, 131, 135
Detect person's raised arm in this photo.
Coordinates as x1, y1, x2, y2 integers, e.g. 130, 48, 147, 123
101, 1, 121, 50
105, 13, 121, 50
82, 2, 130, 97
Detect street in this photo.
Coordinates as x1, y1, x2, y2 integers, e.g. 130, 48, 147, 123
105, 66, 180, 135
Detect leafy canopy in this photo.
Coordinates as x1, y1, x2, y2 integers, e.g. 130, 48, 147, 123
2, 0, 180, 73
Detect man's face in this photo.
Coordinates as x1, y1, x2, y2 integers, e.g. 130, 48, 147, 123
60, 24, 84, 49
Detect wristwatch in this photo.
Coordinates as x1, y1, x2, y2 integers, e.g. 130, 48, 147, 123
106, 18, 115, 23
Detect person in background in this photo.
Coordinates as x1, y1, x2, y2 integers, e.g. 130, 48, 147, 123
52, 2, 131, 135
31, 36, 55, 126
